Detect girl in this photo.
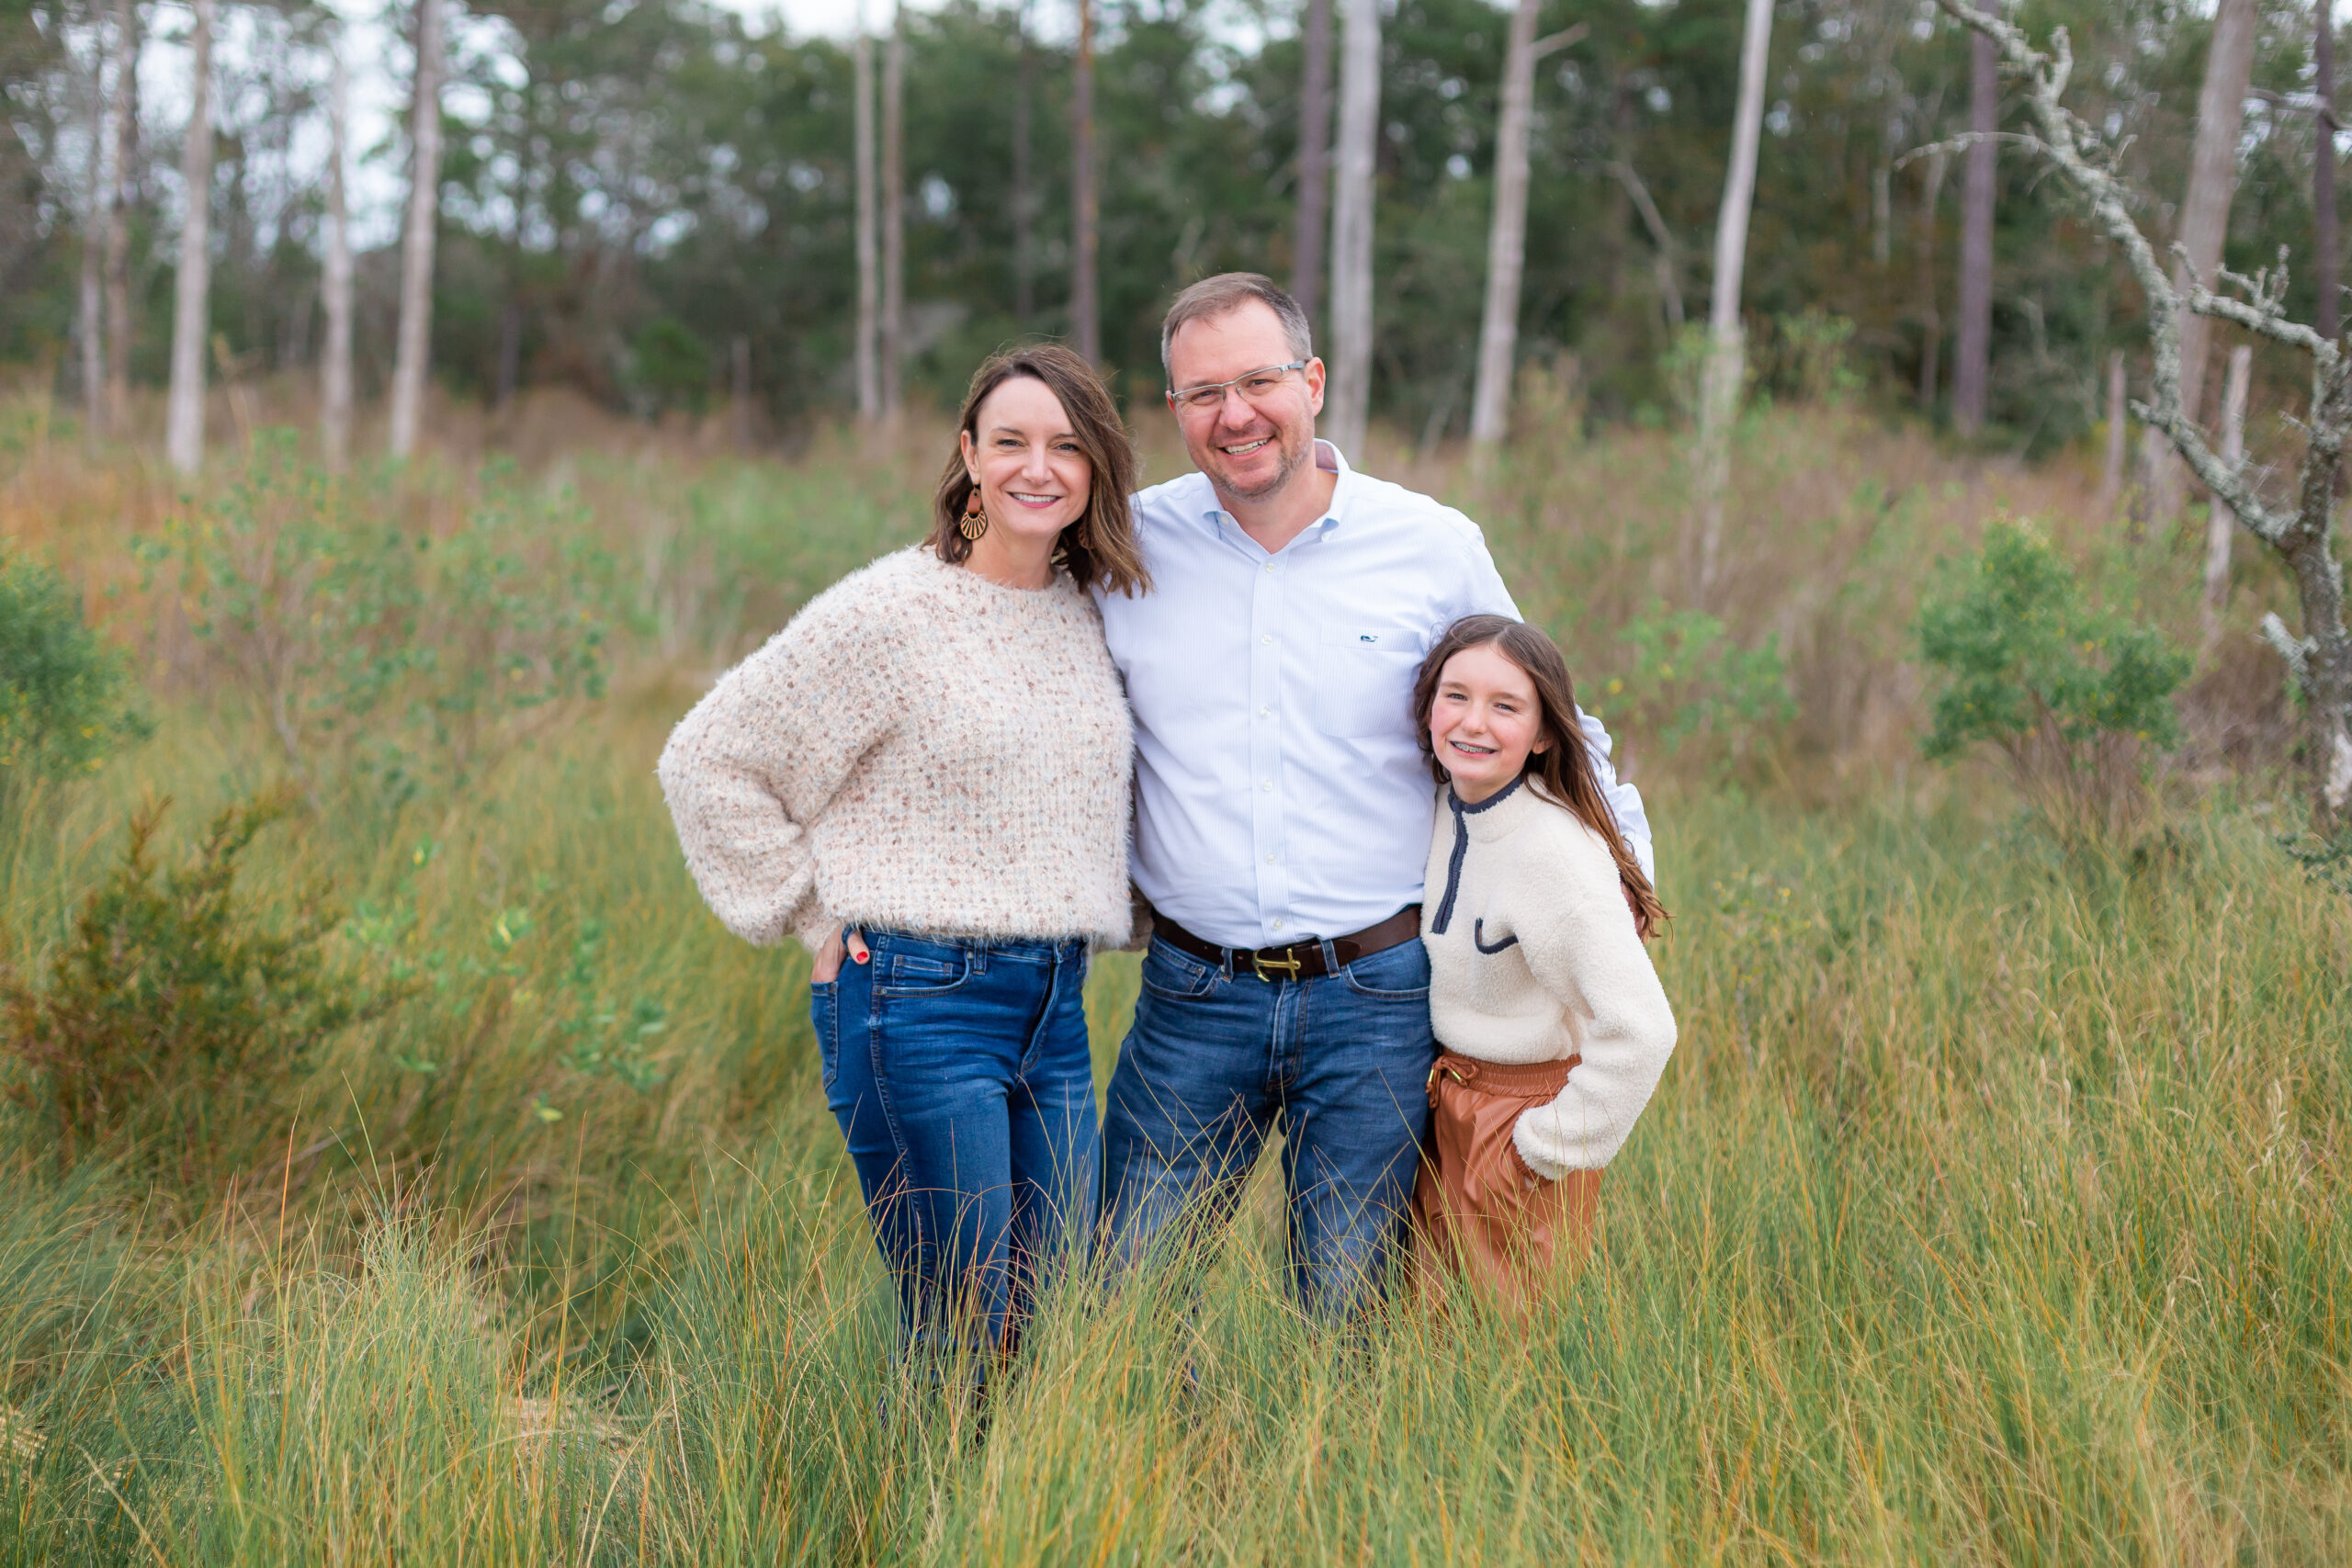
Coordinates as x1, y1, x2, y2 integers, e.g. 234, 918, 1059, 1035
1408, 615, 1675, 1310
659, 344, 1147, 1382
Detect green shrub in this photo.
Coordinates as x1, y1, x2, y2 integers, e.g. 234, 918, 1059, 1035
1589, 605, 1795, 777
0, 552, 148, 799
0, 791, 401, 1190
1768, 310, 1863, 405
1916, 517, 2188, 836
162, 434, 613, 807
2278, 829, 2352, 898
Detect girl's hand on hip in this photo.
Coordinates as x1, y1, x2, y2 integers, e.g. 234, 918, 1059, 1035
813, 927, 870, 983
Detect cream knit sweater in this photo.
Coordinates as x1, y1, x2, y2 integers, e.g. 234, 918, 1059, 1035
1421, 777, 1677, 1178
658, 546, 1135, 953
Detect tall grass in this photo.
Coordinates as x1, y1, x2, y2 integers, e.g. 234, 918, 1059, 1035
0, 396, 2344, 1562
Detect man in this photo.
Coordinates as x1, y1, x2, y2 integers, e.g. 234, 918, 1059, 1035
1093, 273, 1653, 1315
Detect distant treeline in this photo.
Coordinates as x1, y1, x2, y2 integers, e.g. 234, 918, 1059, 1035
0, 0, 2339, 446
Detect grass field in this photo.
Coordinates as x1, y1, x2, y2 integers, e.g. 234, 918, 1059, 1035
1, 392, 2346, 1563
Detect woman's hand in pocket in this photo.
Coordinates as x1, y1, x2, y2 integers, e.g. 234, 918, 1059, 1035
812, 927, 870, 983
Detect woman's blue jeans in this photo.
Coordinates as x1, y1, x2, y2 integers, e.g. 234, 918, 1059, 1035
810, 928, 1099, 1372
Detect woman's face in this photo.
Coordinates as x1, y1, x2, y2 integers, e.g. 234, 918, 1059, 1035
1428, 642, 1550, 804
959, 375, 1093, 547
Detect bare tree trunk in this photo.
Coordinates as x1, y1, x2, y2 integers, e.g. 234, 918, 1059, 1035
1952, 29, 1996, 434
1916, 143, 1946, 410
1293, 0, 1333, 330
1607, 160, 1681, 328
1013, 4, 1035, 327
1469, 9, 1582, 450
1326, 0, 1381, 459
2146, 0, 2259, 521
388, 0, 446, 460
2177, 0, 2259, 425
881, 9, 905, 420
79, 22, 108, 440
1693, 0, 1773, 597
1871, 161, 1892, 266
164, 0, 214, 475
854, 31, 878, 421
1071, 0, 1100, 363
494, 303, 522, 409
732, 335, 752, 450
321, 39, 354, 473
2319, 0, 2340, 343
2203, 343, 2252, 648
2097, 349, 2126, 513
103, 0, 134, 436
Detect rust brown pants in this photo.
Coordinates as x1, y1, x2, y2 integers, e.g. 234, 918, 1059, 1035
1410, 1052, 1601, 1314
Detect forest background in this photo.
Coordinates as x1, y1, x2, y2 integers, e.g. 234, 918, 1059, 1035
5, 0, 2347, 446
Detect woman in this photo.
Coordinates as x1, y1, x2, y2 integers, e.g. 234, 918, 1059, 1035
658, 344, 1147, 1379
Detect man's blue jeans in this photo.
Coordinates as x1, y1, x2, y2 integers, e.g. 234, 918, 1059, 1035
1098, 931, 1435, 1316
812, 929, 1099, 1367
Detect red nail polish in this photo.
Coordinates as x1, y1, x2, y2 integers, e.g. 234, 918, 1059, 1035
853, 951, 869, 964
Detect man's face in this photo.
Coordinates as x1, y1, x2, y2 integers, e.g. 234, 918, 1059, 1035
1164, 302, 1326, 505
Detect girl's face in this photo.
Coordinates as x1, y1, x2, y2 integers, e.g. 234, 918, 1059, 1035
959, 375, 1094, 547
1429, 641, 1550, 803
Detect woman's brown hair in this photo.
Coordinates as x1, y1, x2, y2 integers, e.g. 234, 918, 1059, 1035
933, 344, 1150, 596
1412, 615, 1668, 934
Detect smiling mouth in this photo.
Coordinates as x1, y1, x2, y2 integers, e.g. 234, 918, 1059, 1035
1448, 739, 1497, 757
1218, 437, 1272, 457
1008, 491, 1062, 506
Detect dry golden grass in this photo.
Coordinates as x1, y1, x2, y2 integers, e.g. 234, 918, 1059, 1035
0, 384, 2341, 1563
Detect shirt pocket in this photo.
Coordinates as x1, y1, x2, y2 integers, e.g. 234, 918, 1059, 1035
1312, 629, 1422, 740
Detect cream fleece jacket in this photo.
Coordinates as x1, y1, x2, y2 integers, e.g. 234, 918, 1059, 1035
1421, 776, 1678, 1178
657, 546, 1135, 953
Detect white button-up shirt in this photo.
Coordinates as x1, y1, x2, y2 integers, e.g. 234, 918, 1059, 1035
1097, 440, 1652, 952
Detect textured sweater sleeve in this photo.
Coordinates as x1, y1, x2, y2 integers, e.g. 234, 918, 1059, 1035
656, 584, 901, 952
1509, 825, 1679, 1177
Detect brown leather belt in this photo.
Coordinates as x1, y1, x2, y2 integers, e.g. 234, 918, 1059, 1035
1150, 904, 1422, 983
1427, 1051, 1581, 1107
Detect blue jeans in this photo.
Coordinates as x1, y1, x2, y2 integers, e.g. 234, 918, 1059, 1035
811, 929, 1099, 1368
1098, 932, 1435, 1317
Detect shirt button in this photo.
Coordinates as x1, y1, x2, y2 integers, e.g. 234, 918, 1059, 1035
1263, 562, 1274, 572
1261, 780, 1273, 791
1265, 853, 1277, 863
1271, 919, 1285, 931
1261, 634, 1273, 645
1260, 706, 1271, 718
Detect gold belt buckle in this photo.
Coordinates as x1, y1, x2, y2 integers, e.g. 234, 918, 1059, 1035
1252, 947, 1303, 981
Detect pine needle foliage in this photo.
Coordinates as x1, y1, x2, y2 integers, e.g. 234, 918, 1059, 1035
0, 790, 400, 1188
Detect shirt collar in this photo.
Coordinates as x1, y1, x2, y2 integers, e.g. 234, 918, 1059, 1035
1196, 437, 1355, 542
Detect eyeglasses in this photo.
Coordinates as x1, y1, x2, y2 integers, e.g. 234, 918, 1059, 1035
1168, 362, 1309, 414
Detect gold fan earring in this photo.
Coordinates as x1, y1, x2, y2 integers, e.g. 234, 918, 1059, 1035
959, 484, 989, 541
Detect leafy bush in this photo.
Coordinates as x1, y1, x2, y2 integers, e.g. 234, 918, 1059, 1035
1916, 517, 2188, 837
160, 434, 613, 807
0, 552, 148, 801
1768, 310, 1863, 405
2278, 829, 2352, 898
1589, 606, 1795, 776
0, 791, 401, 1189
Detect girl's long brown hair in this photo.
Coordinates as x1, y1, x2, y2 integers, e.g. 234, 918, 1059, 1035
933, 344, 1150, 597
1412, 615, 1668, 934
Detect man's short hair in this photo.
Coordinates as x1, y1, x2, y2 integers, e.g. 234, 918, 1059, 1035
1159, 273, 1315, 379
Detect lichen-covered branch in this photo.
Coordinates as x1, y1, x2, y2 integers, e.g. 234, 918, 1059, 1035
1934, 0, 2352, 820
